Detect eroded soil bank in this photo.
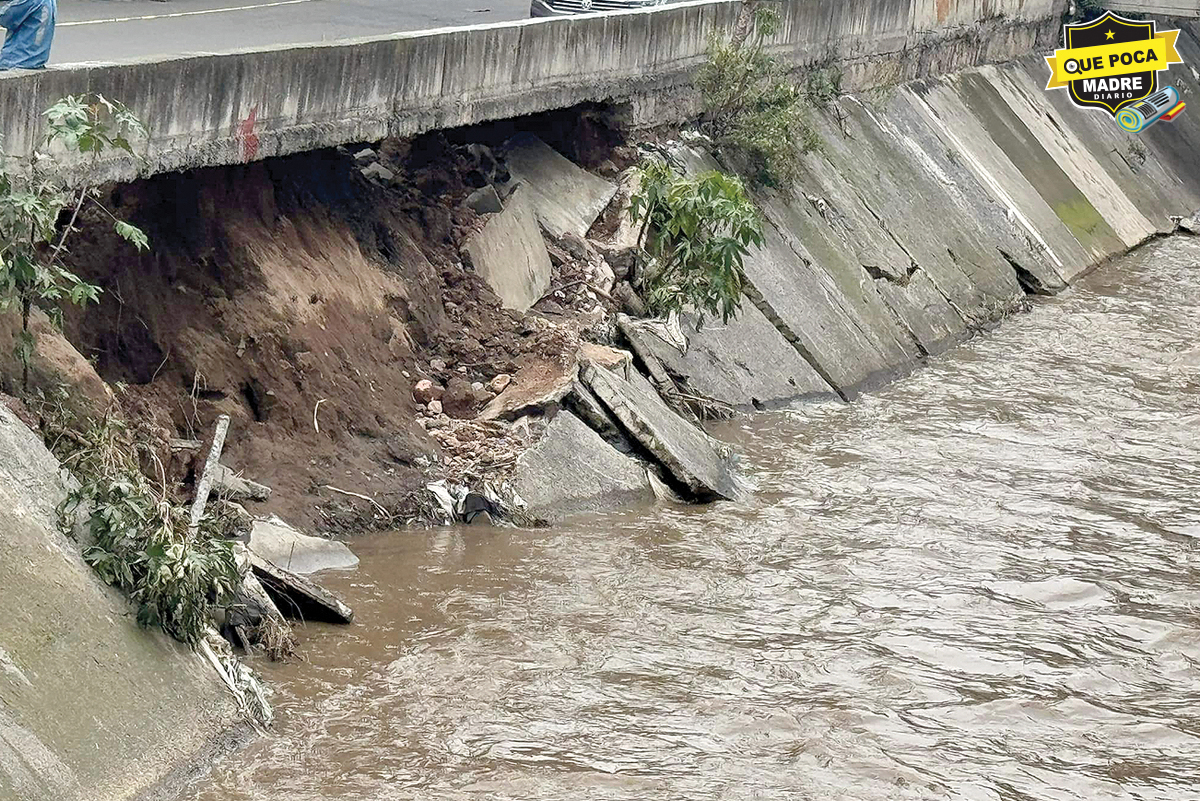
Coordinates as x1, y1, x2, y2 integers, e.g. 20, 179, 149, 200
8, 42, 1200, 543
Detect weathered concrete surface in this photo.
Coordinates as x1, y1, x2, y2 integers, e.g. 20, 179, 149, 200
502, 134, 617, 239
249, 515, 359, 575
619, 308, 833, 409
582, 363, 740, 501
512, 410, 652, 521
0, 0, 1066, 183
0, 405, 242, 801
464, 188, 553, 311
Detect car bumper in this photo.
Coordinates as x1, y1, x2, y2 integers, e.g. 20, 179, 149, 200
530, 0, 574, 16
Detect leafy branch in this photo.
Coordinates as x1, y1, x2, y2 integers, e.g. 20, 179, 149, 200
629, 157, 764, 324
0, 94, 149, 391
697, 3, 821, 188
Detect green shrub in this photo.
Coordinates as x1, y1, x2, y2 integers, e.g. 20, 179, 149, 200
697, 4, 820, 187
50, 412, 241, 646
629, 157, 764, 323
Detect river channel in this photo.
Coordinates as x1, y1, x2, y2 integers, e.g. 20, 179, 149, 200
195, 236, 1200, 800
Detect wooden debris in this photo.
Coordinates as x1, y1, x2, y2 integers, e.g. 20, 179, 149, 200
189, 414, 230, 536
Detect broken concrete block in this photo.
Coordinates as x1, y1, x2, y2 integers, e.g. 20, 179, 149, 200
580, 342, 633, 374
512, 410, 652, 521
463, 188, 553, 311
249, 551, 354, 624
502, 133, 617, 238
582, 363, 740, 501
565, 380, 630, 448
213, 464, 272, 502
1178, 215, 1200, 235
361, 162, 395, 182
618, 307, 833, 409
480, 359, 579, 421
465, 184, 504, 215
249, 515, 359, 575
353, 147, 377, 165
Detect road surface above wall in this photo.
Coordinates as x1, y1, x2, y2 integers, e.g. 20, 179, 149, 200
55, 0, 532, 63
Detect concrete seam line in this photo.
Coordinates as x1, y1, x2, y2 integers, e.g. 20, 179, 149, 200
59, 0, 316, 27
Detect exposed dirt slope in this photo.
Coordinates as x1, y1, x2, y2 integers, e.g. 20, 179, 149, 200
56, 146, 567, 530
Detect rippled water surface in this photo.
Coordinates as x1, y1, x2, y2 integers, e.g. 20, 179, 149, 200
197, 238, 1200, 800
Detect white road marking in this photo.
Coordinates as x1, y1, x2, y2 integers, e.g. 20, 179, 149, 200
59, 0, 316, 27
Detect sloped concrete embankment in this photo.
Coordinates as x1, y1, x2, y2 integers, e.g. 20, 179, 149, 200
499, 39, 1200, 520
0, 403, 244, 801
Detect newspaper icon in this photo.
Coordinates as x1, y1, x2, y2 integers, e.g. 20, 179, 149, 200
1115, 85, 1186, 132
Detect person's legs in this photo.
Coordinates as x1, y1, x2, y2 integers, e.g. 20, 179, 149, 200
0, 0, 55, 70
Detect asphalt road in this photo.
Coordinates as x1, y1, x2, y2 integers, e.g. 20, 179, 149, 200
52, 0, 534, 64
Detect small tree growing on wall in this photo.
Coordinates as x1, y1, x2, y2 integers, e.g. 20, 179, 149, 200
0, 95, 149, 390
629, 156, 764, 324
697, 3, 821, 188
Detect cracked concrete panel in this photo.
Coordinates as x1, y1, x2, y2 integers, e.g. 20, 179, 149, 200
512, 410, 653, 522
883, 85, 1068, 295
583, 364, 740, 502
502, 134, 618, 239
909, 77, 1097, 282
463, 187, 553, 311
813, 95, 1026, 311
754, 192, 924, 395
669, 144, 918, 398
875, 269, 969, 355
620, 305, 834, 410
981, 63, 1157, 249
0, 405, 242, 801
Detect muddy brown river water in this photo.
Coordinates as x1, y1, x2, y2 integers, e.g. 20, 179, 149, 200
195, 237, 1200, 801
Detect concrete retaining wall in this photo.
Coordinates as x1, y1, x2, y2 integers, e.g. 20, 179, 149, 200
0, 0, 1067, 183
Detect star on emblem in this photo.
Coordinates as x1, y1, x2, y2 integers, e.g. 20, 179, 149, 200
1105, 30, 1115, 40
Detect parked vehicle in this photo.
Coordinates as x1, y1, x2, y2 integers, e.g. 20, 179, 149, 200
531, 0, 674, 17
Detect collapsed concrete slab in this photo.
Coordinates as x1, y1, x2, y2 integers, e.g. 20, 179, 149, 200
502, 133, 618, 238
512, 410, 652, 521
0, 405, 242, 801
619, 307, 833, 409
213, 463, 273, 502
463, 187, 552, 311
582, 363, 740, 501
479, 358, 578, 421
249, 515, 359, 575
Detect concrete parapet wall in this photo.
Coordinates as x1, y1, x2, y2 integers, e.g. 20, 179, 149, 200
1103, 1, 1200, 17
0, 0, 1066, 183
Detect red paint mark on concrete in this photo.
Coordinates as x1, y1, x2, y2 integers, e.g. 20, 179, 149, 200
236, 106, 260, 162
